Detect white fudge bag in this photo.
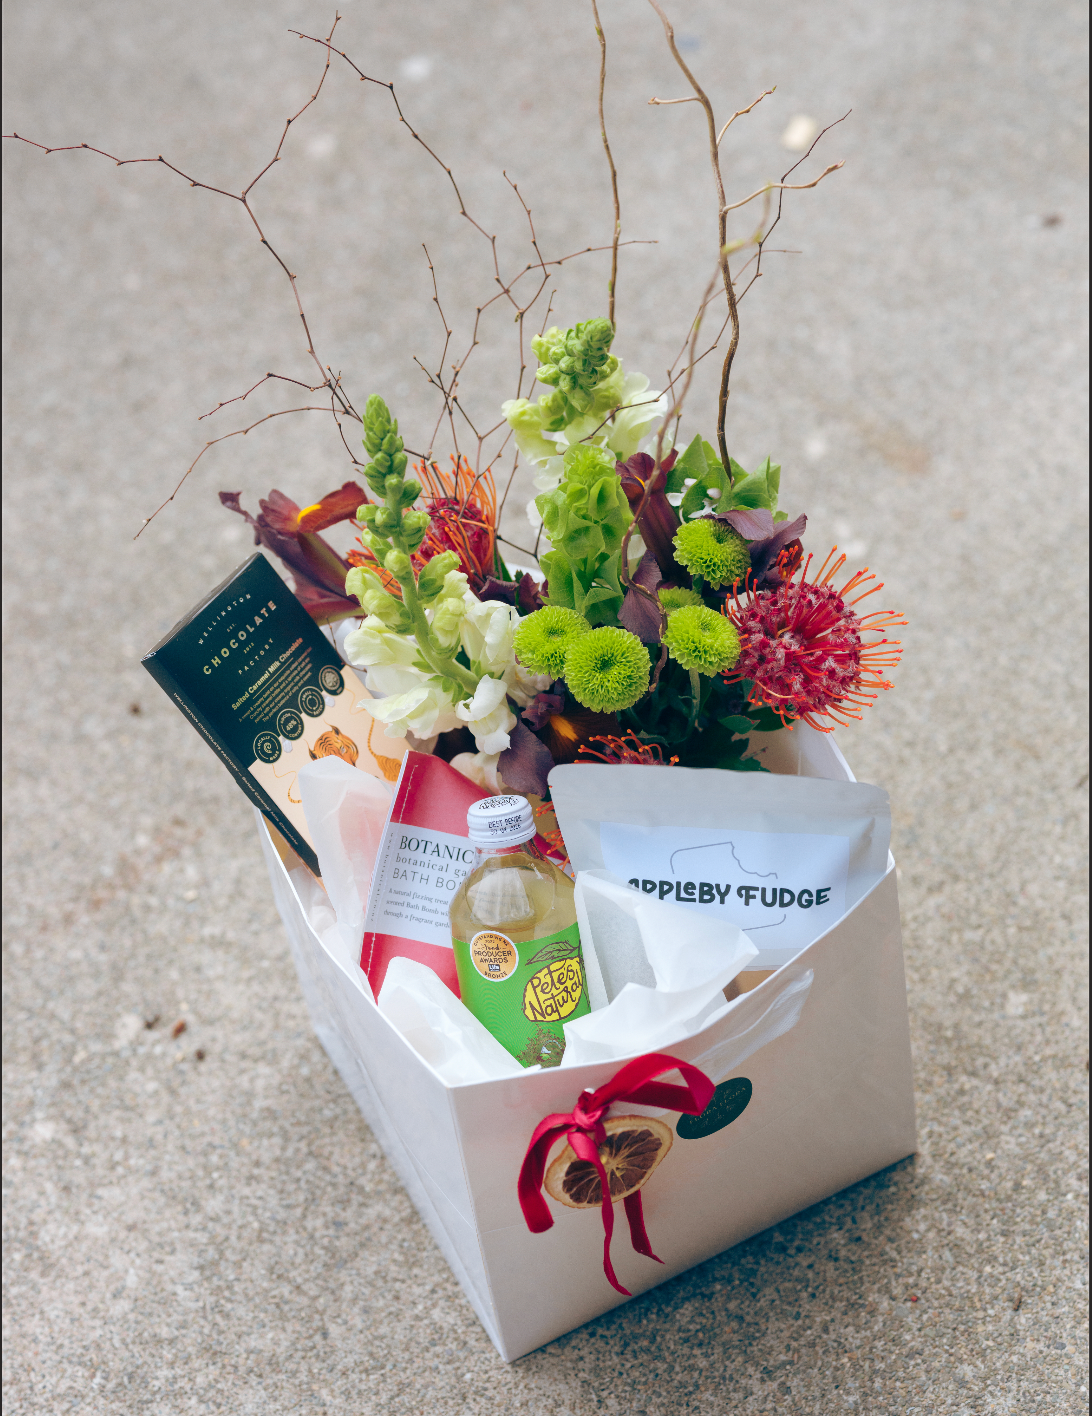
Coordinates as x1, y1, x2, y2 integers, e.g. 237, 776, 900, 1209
258, 723, 916, 1361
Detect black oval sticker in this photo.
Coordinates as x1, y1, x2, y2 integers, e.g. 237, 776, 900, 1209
677, 1077, 753, 1140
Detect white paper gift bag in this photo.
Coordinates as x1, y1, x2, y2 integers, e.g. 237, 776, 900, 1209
257, 726, 916, 1362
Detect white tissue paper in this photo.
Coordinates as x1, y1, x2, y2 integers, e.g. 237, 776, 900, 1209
297, 757, 393, 985
295, 765, 761, 1082
376, 957, 525, 1084
561, 871, 758, 1067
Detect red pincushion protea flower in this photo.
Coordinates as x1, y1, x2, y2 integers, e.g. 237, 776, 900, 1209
725, 549, 906, 732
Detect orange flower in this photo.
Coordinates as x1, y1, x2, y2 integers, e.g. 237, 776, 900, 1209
415, 456, 498, 591
578, 731, 680, 765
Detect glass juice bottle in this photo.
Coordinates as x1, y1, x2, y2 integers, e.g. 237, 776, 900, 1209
450, 795, 589, 1068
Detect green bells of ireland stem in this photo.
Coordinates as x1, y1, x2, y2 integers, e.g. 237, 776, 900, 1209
672, 517, 752, 590
349, 396, 479, 696
536, 443, 632, 626
532, 318, 618, 428
513, 606, 592, 679
662, 605, 741, 676
563, 626, 651, 713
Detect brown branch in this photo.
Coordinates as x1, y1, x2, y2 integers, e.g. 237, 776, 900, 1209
577, 395, 664, 446
743, 112, 851, 307
291, 29, 505, 255
721, 162, 844, 215
619, 263, 721, 647
6, 13, 350, 533
8, 15, 660, 539
198, 372, 321, 421
715, 87, 776, 146
646, 0, 740, 479
590, 0, 621, 328
135, 407, 336, 535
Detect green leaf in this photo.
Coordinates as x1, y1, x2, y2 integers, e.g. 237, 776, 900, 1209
700, 441, 724, 476
728, 456, 749, 485
718, 714, 759, 735
765, 460, 781, 506
773, 510, 789, 523
732, 687, 790, 735
726, 471, 773, 510
581, 582, 624, 622
678, 721, 749, 769
666, 434, 707, 494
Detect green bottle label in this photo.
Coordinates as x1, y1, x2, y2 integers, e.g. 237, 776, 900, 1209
452, 921, 589, 1068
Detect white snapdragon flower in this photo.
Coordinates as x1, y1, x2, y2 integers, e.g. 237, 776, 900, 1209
342, 615, 420, 672
604, 373, 669, 461
455, 675, 516, 756
504, 661, 553, 707
361, 680, 463, 741
429, 594, 469, 651
344, 615, 462, 740
448, 750, 505, 793
500, 397, 559, 465
461, 596, 519, 676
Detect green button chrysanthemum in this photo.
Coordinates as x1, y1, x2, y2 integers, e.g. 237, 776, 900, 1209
563, 626, 651, 712
662, 605, 741, 675
672, 518, 751, 589
514, 606, 592, 679
658, 586, 703, 611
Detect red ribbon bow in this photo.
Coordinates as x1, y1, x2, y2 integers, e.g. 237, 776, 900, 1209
518, 1052, 715, 1296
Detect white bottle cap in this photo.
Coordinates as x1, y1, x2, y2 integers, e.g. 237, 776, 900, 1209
466, 794, 537, 846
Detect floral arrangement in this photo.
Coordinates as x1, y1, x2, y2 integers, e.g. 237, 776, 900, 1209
6, 6, 905, 801
224, 310, 904, 800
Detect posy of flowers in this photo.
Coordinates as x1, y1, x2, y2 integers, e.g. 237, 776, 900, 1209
224, 311, 904, 799
7, 7, 904, 795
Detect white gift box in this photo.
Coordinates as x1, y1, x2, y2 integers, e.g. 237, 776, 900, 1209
258, 725, 916, 1361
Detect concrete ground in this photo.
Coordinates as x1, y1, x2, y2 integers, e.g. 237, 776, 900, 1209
2, 0, 1087, 1412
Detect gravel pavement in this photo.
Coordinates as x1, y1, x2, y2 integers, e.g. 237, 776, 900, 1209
2, 1, 1088, 1412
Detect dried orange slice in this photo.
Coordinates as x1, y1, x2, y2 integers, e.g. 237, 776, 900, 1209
544, 1116, 673, 1209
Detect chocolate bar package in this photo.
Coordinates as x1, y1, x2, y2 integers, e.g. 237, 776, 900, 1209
142, 553, 407, 873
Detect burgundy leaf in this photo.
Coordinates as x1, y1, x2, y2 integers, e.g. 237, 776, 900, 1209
719, 506, 776, 541
515, 572, 544, 613
746, 513, 808, 589
618, 549, 664, 642
498, 717, 556, 797
616, 451, 686, 585
479, 572, 544, 612
478, 576, 517, 605
521, 687, 566, 731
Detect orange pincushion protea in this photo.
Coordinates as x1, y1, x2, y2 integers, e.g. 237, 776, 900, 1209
416, 456, 497, 590
346, 454, 498, 595
725, 549, 906, 732
578, 731, 680, 766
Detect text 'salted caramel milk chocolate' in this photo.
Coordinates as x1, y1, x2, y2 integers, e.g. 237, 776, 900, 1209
142, 552, 408, 874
